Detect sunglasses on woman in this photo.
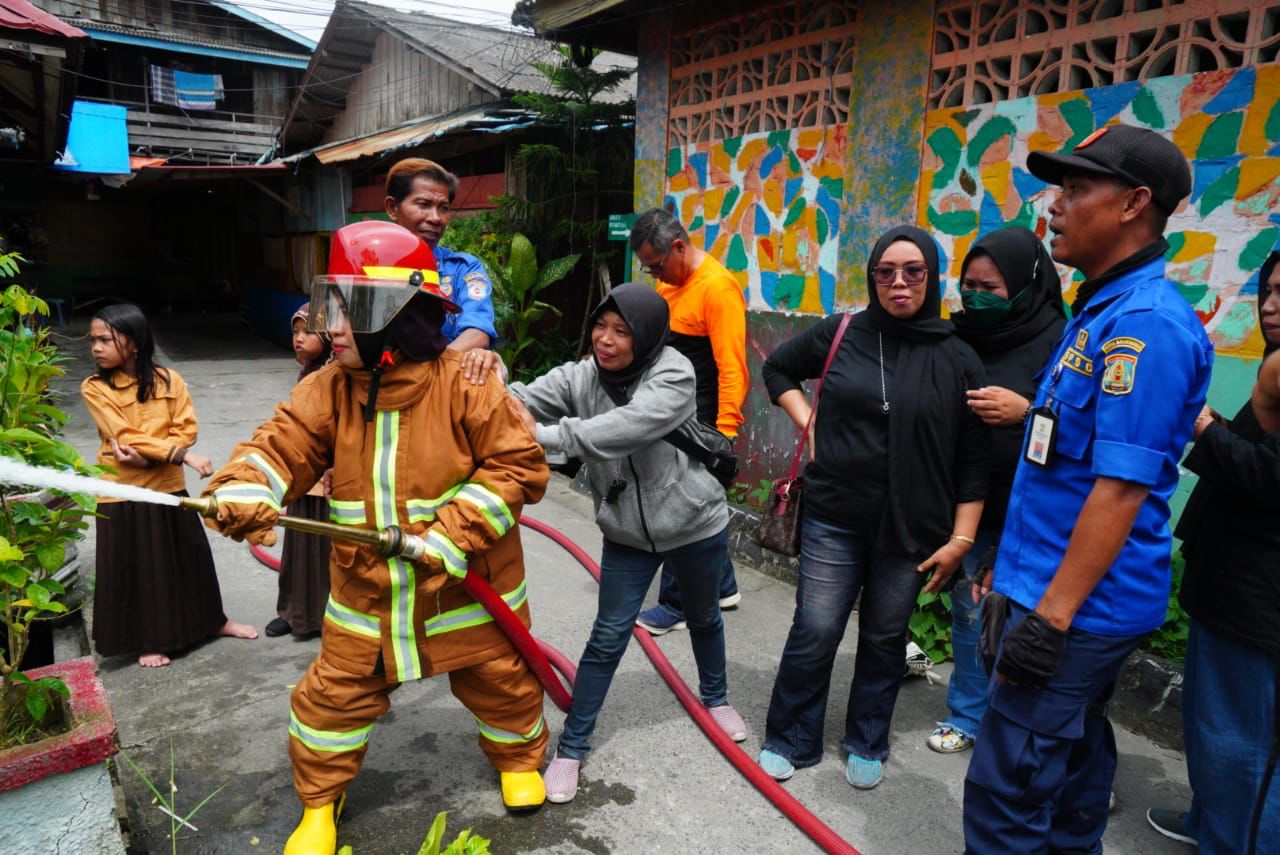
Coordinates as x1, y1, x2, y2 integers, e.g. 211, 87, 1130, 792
871, 264, 928, 286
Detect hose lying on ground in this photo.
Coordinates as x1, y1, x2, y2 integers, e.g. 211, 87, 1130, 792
519, 514, 862, 855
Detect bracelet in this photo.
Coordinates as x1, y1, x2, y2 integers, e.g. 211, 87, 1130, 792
1022, 405, 1032, 422
949, 534, 975, 545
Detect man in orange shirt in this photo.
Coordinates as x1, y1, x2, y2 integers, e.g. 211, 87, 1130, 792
630, 208, 749, 634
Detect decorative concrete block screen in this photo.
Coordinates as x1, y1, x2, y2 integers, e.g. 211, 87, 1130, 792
665, 127, 845, 315
919, 64, 1280, 359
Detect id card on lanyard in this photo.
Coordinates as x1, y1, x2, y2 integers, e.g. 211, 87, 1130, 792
1024, 362, 1064, 468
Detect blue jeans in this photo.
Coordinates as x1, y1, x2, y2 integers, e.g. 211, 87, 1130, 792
964, 603, 1144, 855
942, 528, 998, 739
654, 552, 739, 619
762, 514, 927, 766
1184, 619, 1280, 854
556, 527, 730, 760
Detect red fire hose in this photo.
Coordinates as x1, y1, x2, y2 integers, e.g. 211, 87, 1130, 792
249, 543, 281, 571
461, 570, 574, 713
518, 514, 862, 855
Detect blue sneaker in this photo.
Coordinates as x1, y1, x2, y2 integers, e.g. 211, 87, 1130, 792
845, 754, 882, 789
636, 605, 686, 636
758, 749, 794, 781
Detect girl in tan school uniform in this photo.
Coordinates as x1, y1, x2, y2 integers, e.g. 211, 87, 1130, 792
82, 303, 256, 667
265, 304, 333, 638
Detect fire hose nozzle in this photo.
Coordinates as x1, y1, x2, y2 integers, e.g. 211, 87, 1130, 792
377, 526, 427, 561
179, 496, 219, 518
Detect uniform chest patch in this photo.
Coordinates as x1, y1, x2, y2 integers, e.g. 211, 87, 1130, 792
1102, 353, 1137, 395
1060, 347, 1093, 376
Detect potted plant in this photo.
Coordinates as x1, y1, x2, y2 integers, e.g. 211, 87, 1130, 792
0, 271, 114, 779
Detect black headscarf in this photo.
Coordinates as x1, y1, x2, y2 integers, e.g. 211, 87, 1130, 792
1261, 250, 1280, 358
858, 224, 953, 343
352, 290, 449, 421
590, 282, 670, 405
853, 225, 985, 559
953, 226, 1066, 353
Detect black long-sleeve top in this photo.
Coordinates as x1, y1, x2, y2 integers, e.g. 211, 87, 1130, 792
763, 314, 989, 558
973, 318, 1065, 532
1176, 401, 1280, 656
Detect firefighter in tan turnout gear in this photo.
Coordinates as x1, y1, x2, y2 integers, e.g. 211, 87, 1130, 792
202, 221, 550, 855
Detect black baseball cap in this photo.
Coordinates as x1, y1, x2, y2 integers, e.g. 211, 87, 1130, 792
1027, 125, 1191, 214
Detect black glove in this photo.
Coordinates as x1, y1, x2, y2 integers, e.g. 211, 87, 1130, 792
995, 611, 1068, 690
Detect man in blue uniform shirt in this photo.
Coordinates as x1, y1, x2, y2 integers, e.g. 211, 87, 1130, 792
963, 125, 1214, 853
384, 158, 497, 350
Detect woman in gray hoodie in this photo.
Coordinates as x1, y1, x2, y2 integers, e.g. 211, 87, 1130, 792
509, 283, 747, 803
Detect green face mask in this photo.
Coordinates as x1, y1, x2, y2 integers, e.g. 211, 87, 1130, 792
959, 287, 1025, 329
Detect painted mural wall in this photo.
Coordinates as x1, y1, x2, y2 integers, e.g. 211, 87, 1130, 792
920, 64, 1280, 360
664, 126, 847, 315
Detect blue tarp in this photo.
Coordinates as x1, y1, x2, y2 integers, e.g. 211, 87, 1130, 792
55, 101, 129, 174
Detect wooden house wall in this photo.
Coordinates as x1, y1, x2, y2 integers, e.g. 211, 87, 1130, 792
322, 30, 495, 144
41, 0, 296, 53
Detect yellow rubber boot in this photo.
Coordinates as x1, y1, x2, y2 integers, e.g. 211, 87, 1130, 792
283, 794, 344, 855
500, 770, 546, 812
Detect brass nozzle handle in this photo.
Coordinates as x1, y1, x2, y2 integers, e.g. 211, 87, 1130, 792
180, 495, 426, 561
179, 496, 220, 517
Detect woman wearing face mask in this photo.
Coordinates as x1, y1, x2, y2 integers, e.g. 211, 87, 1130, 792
508, 282, 747, 805
924, 225, 1066, 755
757, 225, 989, 790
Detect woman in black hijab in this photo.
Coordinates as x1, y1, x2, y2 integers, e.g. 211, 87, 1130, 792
758, 225, 989, 788
509, 283, 747, 804
1147, 249, 1280, 850
926, 226, 1066, 755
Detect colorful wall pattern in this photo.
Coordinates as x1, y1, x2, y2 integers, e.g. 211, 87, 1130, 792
920, 64, 1280, 359
664, 126, 846, 315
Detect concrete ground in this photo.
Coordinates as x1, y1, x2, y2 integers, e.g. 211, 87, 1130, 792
50, 313, 1195, 854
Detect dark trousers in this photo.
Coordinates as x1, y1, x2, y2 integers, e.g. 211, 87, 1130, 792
762, 514, 925, 765
1184, 619, 1280, 854
963, 603, 1144, 854
655, 552, 739, 616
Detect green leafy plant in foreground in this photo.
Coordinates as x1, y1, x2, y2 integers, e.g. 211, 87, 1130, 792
336, 809, 492, 855
0, 280, 104, 748
118, 740, 226, 855
909, 590, 953, 664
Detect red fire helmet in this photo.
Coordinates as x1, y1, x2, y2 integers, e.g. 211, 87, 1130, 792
308, 220, 459, 334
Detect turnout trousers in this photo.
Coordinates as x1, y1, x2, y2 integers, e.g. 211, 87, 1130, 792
963, 603, 1144, 854
288, 647, 548, 807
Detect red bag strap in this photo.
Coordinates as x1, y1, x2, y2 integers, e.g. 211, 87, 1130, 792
787, 312, 851, 479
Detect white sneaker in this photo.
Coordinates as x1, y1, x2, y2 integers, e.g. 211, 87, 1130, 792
718, 591, 742, 609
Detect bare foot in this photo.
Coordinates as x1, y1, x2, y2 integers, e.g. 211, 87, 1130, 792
218, 619, 259, 640
139, 653, 171, 668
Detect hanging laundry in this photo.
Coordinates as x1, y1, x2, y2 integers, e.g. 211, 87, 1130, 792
173, 70, 224, 111
149, 64, 177, 107
149, 65, 225, 111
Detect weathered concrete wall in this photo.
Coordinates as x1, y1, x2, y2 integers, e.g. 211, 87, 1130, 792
0, 763, 125, 854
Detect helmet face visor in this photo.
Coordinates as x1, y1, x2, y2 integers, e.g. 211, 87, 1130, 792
308, 275, 421, 334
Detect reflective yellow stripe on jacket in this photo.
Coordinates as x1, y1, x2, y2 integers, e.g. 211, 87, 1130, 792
423, 580, 527, 637
373, 411, 422, 682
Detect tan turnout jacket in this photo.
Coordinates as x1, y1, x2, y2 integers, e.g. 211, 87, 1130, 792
204, 352, 549, 684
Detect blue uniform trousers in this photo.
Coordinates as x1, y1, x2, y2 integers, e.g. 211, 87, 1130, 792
964, 603, 1144, 854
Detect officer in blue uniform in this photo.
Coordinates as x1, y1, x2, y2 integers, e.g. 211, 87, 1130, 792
384, 158, 497, 351
962, 125, 1214, 853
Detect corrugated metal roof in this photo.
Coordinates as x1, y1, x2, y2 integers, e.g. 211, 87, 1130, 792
343, 0, 634, 102
297, 105, 537, 165
0, 0, 84, 38
76, 19, 309, 64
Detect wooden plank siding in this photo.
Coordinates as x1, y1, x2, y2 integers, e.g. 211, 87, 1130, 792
322, 30, 496, 144
41, 0, 295, 53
